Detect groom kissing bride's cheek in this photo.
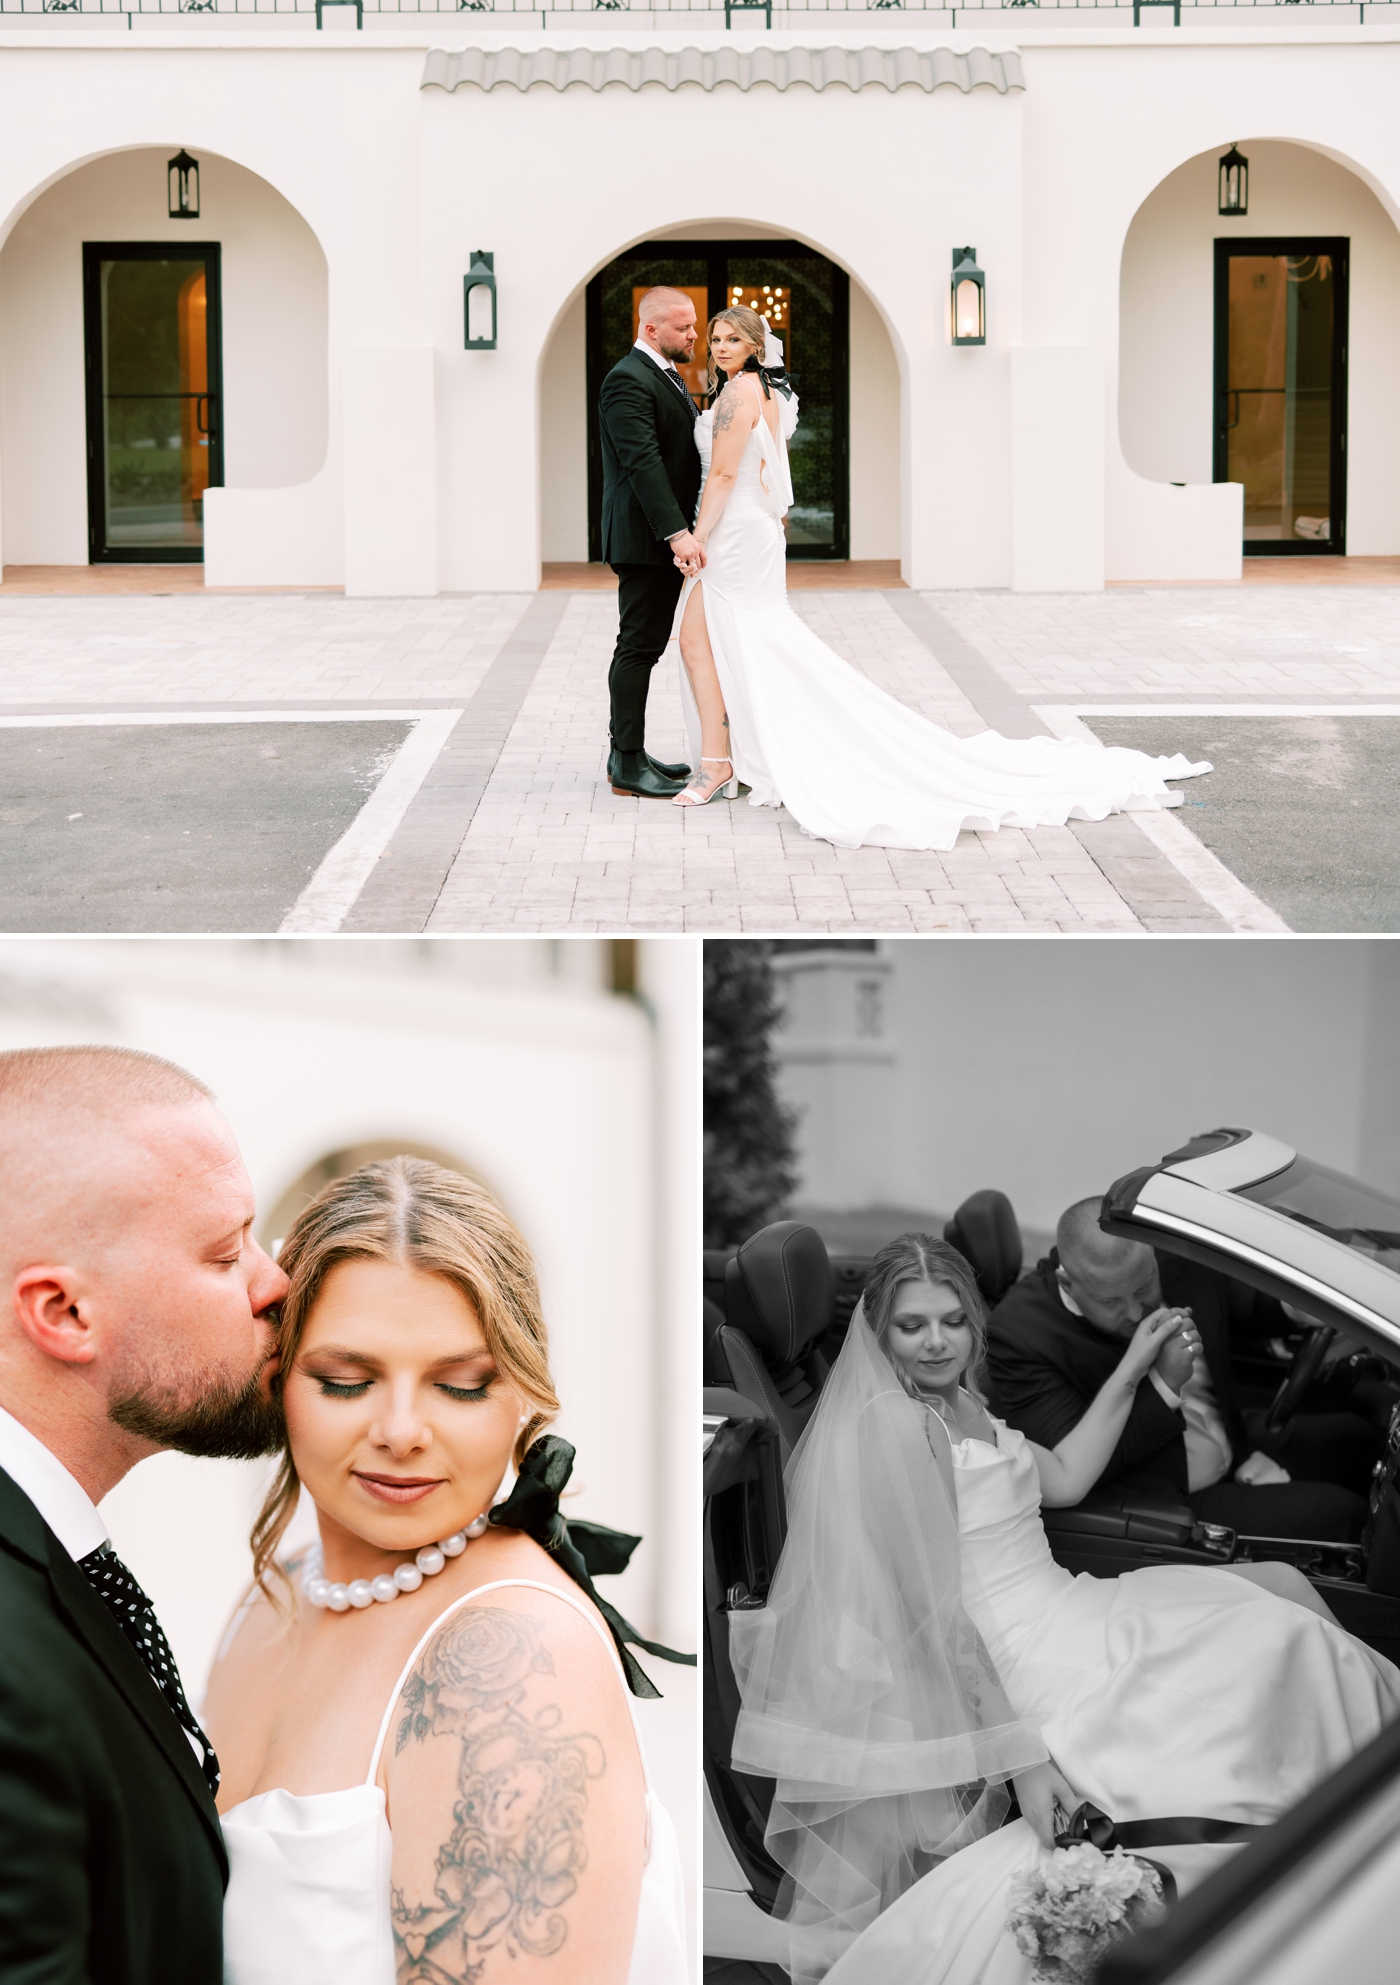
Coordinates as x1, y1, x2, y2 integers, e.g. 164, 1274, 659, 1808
0, 1045, 689, 1985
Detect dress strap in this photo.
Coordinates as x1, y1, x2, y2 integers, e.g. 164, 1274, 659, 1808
364, 1578, 650, 1789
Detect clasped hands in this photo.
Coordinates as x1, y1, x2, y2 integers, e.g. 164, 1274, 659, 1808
1125, 1304, 1290, 1485
670, 529, 706, 579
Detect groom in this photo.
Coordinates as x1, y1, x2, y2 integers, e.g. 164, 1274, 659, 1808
0, 1045, 288, 1983
599, 285, 706, 799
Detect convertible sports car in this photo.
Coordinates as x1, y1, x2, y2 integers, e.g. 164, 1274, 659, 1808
703, 1128, 1400, 1984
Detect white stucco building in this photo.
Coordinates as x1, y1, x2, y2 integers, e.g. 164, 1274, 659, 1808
1, 7, 1398, 595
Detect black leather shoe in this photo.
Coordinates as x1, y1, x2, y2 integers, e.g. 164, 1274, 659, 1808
607, 748, 686, 799
646, 752, 692, 781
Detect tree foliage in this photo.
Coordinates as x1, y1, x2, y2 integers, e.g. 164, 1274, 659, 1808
703, 942, 798, 1249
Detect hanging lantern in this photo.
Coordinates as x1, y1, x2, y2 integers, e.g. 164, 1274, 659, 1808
463, 251, 497, 351
167, 149, 200, 221
1218, 145, 1249, 217
950, 246, 985, 346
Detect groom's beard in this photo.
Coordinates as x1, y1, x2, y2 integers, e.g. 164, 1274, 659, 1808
658, 338, 693, 364
108, 1353, 284, 1459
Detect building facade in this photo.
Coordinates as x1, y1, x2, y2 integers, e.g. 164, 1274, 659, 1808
1, 9, 1398, 594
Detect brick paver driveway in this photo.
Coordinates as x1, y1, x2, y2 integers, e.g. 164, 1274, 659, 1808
1, 580, 1396, 934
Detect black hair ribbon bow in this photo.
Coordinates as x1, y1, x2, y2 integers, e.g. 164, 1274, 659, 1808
1054, 1801, 1267, 1904
489, 1435, 696, 1700
739, 353, 794, 401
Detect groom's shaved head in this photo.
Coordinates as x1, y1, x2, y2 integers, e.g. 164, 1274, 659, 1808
0, 1043, 288, 1494
0, 1044, 212, 1121
637, 285, 692, 323
0, 1044, 224, 1274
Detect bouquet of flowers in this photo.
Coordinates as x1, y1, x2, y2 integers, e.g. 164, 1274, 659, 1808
1006, 1841, 1168, 1984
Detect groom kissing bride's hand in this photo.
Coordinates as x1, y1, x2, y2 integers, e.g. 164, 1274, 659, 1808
0, 1045, 288, 1985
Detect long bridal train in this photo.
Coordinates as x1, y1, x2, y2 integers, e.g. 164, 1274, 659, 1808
675, 392, 1209, 853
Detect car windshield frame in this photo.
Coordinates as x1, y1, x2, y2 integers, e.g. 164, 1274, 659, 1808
1234, 1152, 1400, 1282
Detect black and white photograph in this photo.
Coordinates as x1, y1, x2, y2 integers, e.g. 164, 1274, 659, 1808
704, 937, 1400, 1985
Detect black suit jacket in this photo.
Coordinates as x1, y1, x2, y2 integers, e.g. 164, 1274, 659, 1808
0, 1466, 226, 1984
598, 348, 703, 566
986, 1253, 1248, 1497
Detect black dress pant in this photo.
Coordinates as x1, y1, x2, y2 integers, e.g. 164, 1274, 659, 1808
1188, 1407, 1382, 1541
608, 561, 684, 752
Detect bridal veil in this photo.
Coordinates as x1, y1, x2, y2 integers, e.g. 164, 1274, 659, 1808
728, 1300, 1046, 1982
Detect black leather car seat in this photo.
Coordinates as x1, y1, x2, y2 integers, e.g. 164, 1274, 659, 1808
708, 1220, 835, 1463
945, 1189, 1023, 1305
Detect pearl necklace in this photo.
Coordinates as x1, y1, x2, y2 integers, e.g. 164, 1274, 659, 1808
302, 1509, 490, 1612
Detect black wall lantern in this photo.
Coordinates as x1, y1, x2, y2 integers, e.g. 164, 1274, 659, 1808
167, 149, 200, 221
464, 251, 497, 350
1218, 145, 1249, 217
951, 246, 986, 346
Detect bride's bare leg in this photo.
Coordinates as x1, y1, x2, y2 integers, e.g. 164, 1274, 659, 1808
675, 582, 734, 806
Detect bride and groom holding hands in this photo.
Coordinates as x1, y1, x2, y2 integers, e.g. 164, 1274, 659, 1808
730, 1223, 1400, 1985
0, 1045, 687, 1985
600, 287, 1211, 850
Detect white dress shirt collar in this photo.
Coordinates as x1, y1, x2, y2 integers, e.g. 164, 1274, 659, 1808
0, 1402, 108, 1561
633, 337, 679, 375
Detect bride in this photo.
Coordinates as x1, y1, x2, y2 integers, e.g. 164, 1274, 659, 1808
671, 305, 1209, 847
729, 1231, 1400, 1985
203, 1157, 688, 1985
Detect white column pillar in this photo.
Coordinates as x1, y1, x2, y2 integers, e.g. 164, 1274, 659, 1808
1011, 347, 1105, 592
343, 347, 437, 597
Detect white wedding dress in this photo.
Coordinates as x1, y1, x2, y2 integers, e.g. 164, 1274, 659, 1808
822, 1419, 1400, 1985
220, 1579, 688, 1985
677, 395, 1209, 851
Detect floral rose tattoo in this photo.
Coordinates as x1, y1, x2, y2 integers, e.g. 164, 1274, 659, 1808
390, 1607, 605, 1984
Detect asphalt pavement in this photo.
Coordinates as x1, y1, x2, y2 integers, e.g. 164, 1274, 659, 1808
1084, 715, 1400, 933
0, 719, 412, 932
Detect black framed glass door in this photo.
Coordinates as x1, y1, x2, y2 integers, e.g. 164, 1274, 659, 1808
586, 239, 849, 561
83, 243, 224, 563
1213, 237, 1348, 556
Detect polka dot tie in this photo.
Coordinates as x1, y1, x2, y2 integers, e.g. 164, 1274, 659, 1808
79, 1545, 220, 1796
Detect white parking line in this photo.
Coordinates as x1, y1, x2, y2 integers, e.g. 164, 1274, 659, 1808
1033, 705, 1291, 935
1051, 704, 1400, 718
0, 709, 442, 727
279, 709, 465, 935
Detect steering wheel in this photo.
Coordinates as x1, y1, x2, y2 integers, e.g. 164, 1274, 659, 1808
1264, 1323, 1337, 1436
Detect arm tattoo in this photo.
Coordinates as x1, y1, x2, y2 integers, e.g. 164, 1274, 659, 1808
711, 382, 745, 435
390, 1607, 605, 1984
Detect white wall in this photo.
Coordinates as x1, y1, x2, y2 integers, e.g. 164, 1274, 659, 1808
539, 286, 587, 563
849, 278, 901, 561
0, 147, 328, 566
777, 939, 1396, 1236
1120, 140, 1400, 555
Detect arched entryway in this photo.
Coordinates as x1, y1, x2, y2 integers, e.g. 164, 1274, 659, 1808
1119, 141, 1400, 560
584, 236, 850, 561
538, 221, 902, 573
0, 147, 328, 570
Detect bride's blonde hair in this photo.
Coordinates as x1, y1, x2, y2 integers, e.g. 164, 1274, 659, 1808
863, 1233, 992, 1407
250, 1156, 559, 1598
707, 304, 767, 397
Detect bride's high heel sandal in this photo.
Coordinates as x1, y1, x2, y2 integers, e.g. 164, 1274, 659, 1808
672, 756, 739, 807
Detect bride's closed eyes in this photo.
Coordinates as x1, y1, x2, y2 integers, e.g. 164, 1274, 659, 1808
310, 1375, 494, 1402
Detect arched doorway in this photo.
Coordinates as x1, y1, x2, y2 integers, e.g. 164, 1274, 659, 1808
1119, 141, 1400, 560
0, 146, 328, 571
583, 236, 850, 562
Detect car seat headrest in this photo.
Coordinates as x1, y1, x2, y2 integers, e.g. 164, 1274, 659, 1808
724, 1221, 834, 1365
944, 1190, 1022, 1305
